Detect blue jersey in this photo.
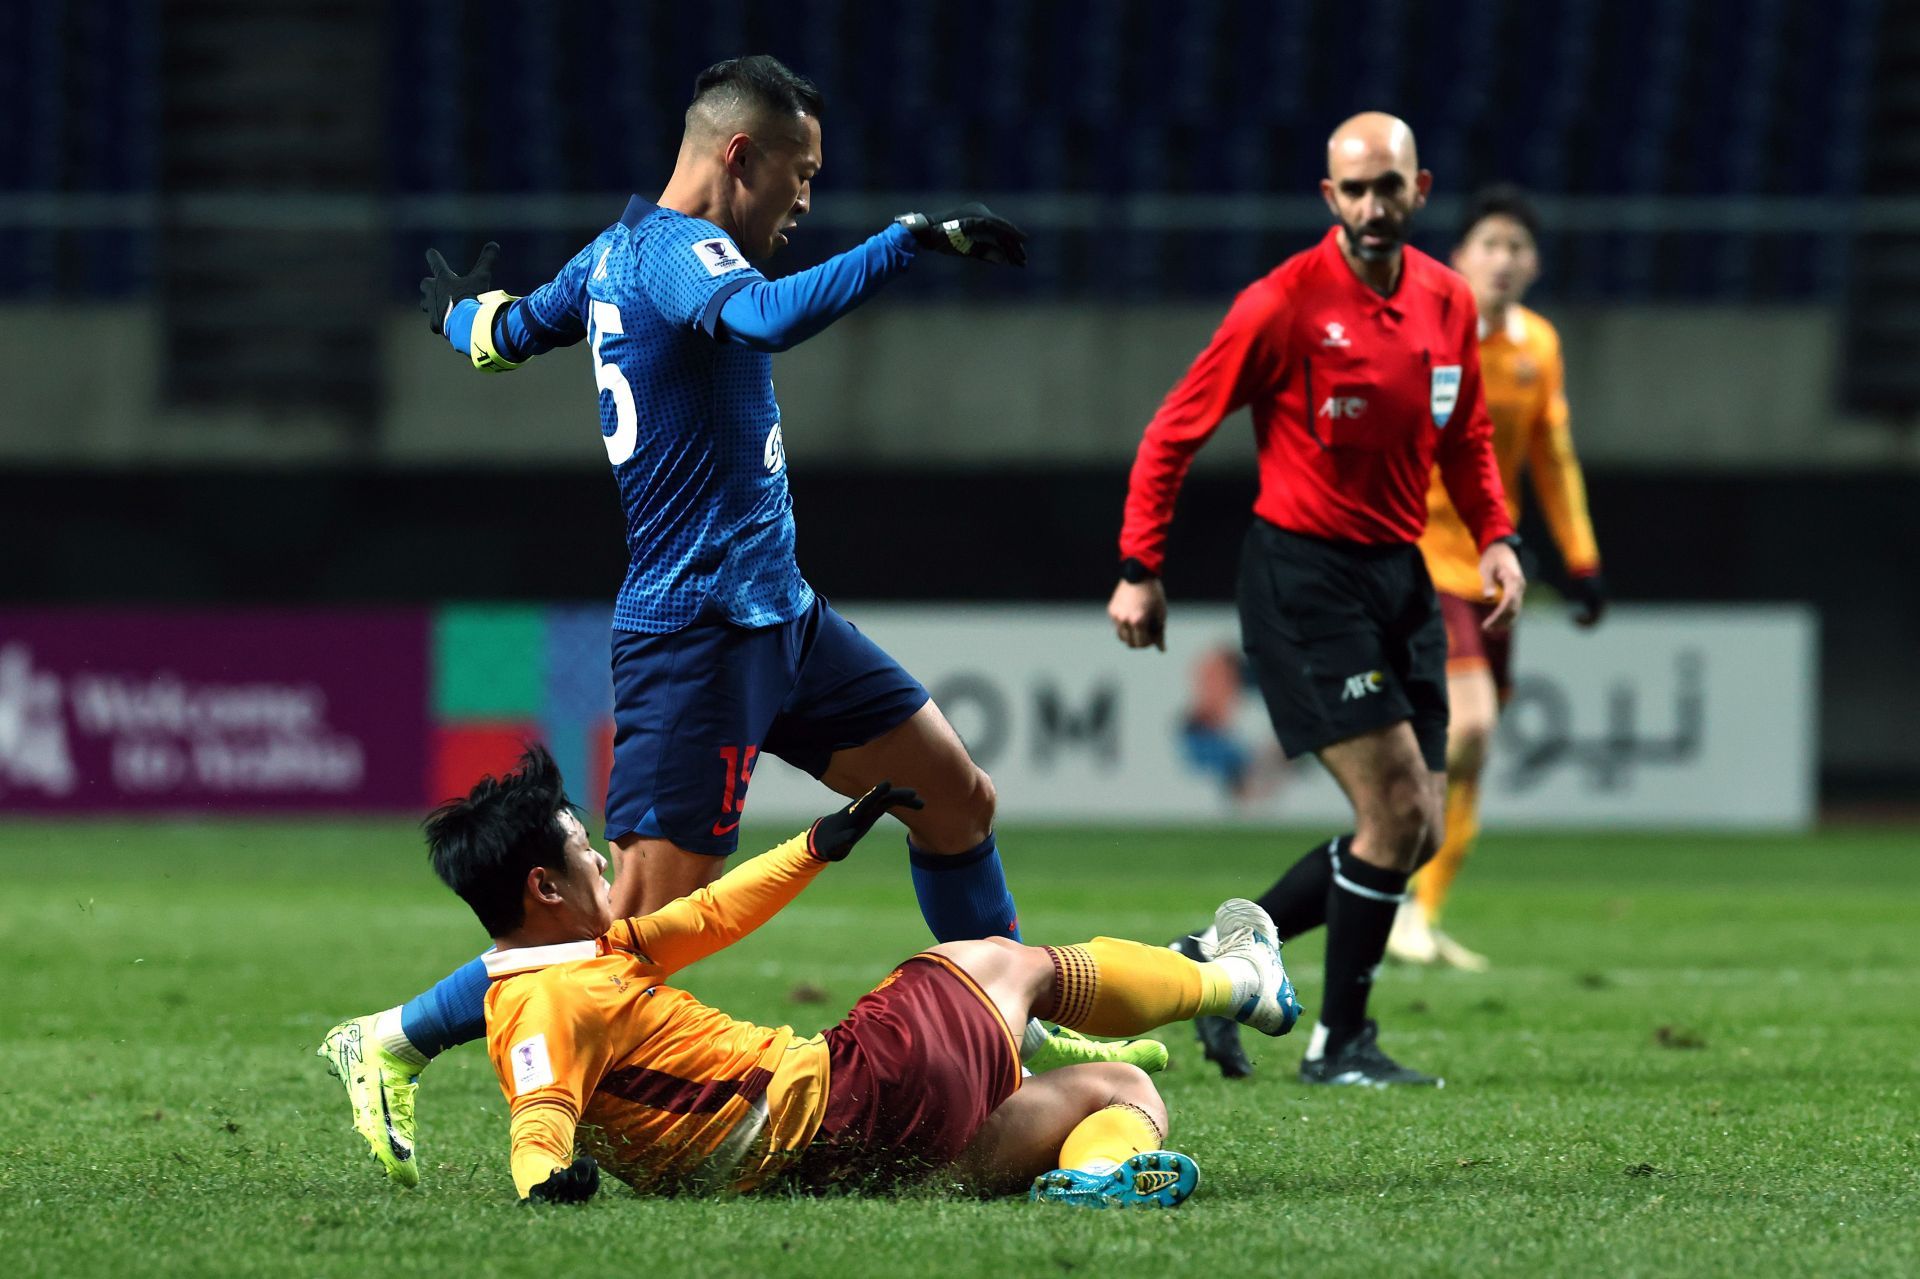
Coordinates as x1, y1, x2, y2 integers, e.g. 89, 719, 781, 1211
450, 196, 919, 634
523, 197, 807, 632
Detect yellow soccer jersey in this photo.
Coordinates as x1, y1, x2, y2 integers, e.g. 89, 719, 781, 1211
484, 834, 834, 1198
1420, 305, 1601, 601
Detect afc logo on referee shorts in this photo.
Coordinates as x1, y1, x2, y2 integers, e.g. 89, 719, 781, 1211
1340, 670, 1385, 701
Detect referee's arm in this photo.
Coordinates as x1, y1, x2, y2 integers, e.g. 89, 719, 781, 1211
1112, 287, 1284, 648
1435, 346, 1524, 628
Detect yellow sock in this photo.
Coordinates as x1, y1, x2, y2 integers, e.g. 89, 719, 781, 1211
1057, 1102, 1163, 1173
1044, 937, 1238, 1036
1414, 777, 1480, 922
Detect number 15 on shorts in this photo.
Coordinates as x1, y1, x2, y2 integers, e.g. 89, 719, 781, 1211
713, 744, 758, 837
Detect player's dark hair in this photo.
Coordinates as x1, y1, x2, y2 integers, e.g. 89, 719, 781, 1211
1456, 183, 1543, 247
424, 744, 581, 937
689, 55, 824, 123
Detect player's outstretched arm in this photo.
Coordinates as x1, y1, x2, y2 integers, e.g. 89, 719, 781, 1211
1110, 287, 1286, 651
714, 223, 916, 352
713, 205, 1026, 353
622, 784, 923, 973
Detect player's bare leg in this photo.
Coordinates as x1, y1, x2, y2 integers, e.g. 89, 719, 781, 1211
823, 705, 1170, 1074
819, 700, 995, 855
930, 918, 1295, 1205
1395, 668, 1496, 969
1318, 720, 1446, 876
609, 834, 725, 918
950, 1061, 1168, 1194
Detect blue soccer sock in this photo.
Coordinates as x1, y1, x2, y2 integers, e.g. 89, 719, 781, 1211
396, 954, 491, 1061
909, 833, 1022, 942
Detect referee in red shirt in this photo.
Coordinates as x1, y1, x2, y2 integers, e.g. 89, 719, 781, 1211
1109, 113, 1525, 1086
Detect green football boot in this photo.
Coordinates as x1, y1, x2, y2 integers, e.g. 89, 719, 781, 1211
1025, 1022, 1170, 1075
316, 1016, 421, 1187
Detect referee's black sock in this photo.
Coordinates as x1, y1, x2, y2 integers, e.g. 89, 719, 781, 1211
1252, 833, 1349, 941
1316, 845, 1411, 1048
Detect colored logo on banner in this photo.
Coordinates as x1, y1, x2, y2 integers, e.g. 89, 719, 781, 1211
430, 605, 617, 816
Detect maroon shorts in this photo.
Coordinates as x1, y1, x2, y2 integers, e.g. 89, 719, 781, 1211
1440, 591, 1515, 701
789, 954, 1021, 1190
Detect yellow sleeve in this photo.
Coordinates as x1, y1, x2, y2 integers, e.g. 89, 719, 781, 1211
1524, 332, 1602, 575
616, 832, 826, 976
491, 983, 610, 1198
509, 1100, 579, 1199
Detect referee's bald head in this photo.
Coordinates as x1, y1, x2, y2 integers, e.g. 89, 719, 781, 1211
1326, 112, 1419, 178
1320, 111, 1431, 267
685, 55, 823, 149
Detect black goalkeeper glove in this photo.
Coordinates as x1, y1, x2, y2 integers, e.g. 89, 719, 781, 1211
807, 781, 925, 862
524, 1155, 599, 1205
897, 203, 1028, 266
1568, 571, 1607, 628
420, 241, 501, 335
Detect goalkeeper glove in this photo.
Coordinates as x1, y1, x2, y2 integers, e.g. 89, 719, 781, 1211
421, 241, 501, 335
1568, 571, 1607, 628
525, 1156, 599, 1205
807, 781, 925, 862
896, 204, 1028, 267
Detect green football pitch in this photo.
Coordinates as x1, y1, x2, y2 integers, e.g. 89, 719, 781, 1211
3, 821, 1915, 1277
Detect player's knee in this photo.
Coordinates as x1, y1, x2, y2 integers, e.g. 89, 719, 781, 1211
1075, 1060, 1157, 1107
1091, 1063, 1168, 1133
962, 764, 997, 833
933, 934, 1026, 963
932, 934, 1041, 988
1369, 774, 1434, 865
929, 937, 1003, 970
1449, 716, 1494, 778
915, 763, 996, 850
1414, 809, 1446, 869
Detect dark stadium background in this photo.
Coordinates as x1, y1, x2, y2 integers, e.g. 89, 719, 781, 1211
3, 0, 1915, 806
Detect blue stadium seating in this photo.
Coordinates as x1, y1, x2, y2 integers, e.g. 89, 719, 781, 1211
0, 0, 1881, 301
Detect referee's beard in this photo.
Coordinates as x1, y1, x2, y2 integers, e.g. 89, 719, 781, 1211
1342, 216, 1409, 263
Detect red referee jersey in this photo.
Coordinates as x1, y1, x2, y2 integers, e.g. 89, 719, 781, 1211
1120, 226, 1513, 574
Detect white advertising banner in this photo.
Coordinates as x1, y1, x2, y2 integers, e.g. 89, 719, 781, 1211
745, 604, 1818, 830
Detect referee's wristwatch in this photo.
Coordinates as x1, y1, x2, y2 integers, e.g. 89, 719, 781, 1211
1489, 534, 1523, 553
1118, 557, 1157, 584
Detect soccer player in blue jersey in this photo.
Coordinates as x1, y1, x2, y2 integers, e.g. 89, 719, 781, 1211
318, 55, 1162, 1187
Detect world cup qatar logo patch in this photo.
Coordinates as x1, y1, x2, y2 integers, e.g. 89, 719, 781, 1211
511, 1033, 555, 1095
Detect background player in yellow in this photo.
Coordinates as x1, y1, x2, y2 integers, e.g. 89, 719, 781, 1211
1391, 187, 1605, 970
417, 747, 1301, 1206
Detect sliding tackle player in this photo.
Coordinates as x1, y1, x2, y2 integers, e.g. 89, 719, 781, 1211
432, 748, 1301, 1206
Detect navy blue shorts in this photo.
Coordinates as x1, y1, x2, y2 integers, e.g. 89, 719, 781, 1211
604, 597, 930, 855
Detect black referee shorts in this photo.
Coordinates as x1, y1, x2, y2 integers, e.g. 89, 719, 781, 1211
1236, 519, 1449, 772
